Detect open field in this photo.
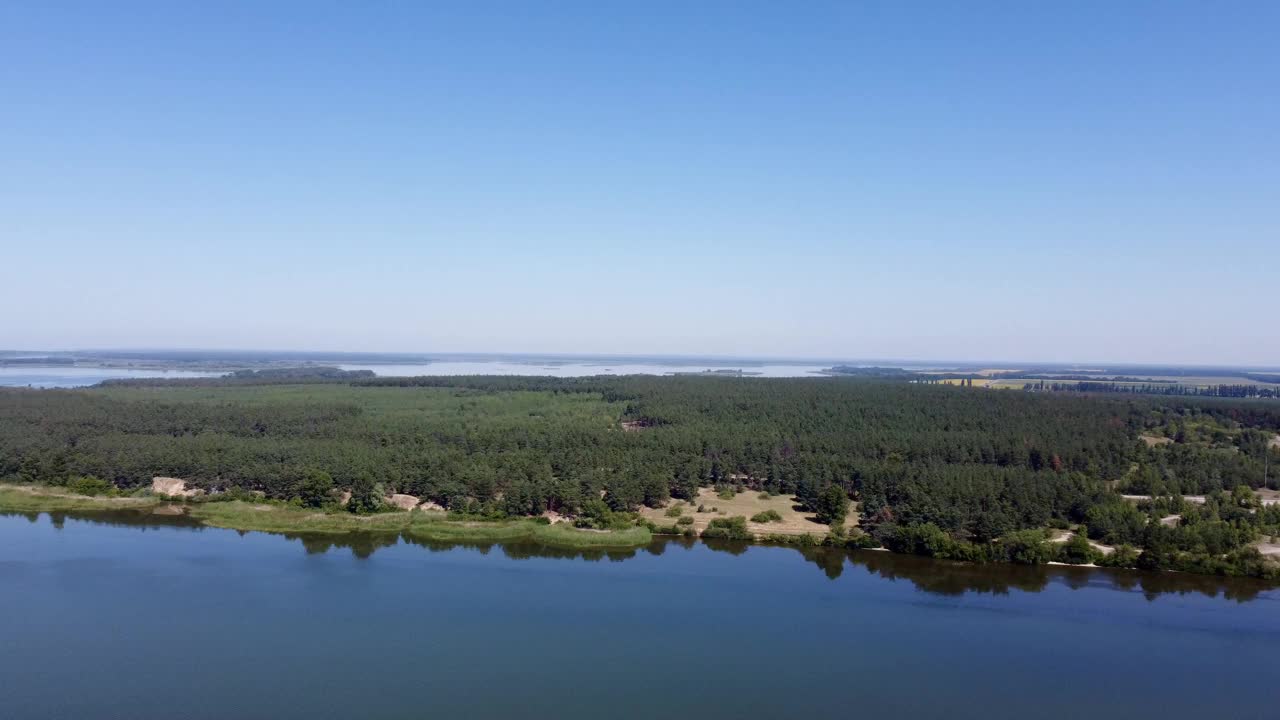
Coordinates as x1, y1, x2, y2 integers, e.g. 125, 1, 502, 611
0, 484, 161, 512
637, 487, 857, 539
936, 378, 997, 387
988, 375, 1278, 390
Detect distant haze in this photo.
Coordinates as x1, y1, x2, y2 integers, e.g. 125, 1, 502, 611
2, 3, 1276, 365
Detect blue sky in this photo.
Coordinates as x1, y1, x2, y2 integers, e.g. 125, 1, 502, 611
2, 1, 1276, 364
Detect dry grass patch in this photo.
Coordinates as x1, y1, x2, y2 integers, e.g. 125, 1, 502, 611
638, 487, 857, 538
0, 484, 161, 512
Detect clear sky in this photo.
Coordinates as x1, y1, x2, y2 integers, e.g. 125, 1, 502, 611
2, 2, 1276, 365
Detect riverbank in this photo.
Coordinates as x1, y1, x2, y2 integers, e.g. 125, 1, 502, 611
0, 485, 652, 549
5, 483, 1277, 582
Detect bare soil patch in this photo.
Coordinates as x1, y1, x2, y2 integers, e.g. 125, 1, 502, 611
1140, 434, 1173, 447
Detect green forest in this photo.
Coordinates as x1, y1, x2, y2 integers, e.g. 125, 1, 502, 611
3, 375, 1279, 578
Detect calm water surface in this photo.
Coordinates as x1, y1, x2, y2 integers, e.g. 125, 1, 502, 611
339, 361, 833, 377
2, 512, 1277, 720
0, 367, 222, 388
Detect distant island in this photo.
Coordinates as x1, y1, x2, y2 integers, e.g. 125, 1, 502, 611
669, 368, 763, 377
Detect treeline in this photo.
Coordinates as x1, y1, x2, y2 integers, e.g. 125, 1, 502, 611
2, 375, 1278, 578
1028, 380, 1279, 399
101, 366, 375, 387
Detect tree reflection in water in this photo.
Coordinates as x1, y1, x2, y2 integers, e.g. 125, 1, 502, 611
13, 509, 1269, 602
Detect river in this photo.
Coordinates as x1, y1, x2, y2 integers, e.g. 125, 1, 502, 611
1, 511, 1276, 719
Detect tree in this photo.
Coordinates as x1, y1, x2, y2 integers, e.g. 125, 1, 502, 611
815, 484, 849, 526
298, 469, 334, 508
1003, 529, 1053, 565
347, 473, 381, 515
1060, 530, 1098, 565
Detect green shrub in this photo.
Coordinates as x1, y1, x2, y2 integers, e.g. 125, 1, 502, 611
1001, 529, 1054, 565
1059, 531, 1099, 565
664, 504, 684, 518
1099, 544, 1140, 568
701, 516, 751, 540
346, 473, 382, 515
676, 516, 694, 526
66, 475, 115, 497
209, 486, 257, 503
716, 487, 736, 501
824, 524, 847, 545
845, 532, 881, 549
750, 509, 782, 523
763, 533, 819, 546
297, 469, 334, 508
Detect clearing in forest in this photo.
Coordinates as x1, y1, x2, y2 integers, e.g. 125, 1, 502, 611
637, 487, 857, 538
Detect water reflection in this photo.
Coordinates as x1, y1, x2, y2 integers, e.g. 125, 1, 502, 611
10, 509, 1272, 602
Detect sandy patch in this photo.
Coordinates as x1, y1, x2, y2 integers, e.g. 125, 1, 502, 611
1047, 529, 1115, 555
417, 500, 446, 512
1160, 514, 1181, 527
1122, 494, 1205, 505
1253, 540, 1280, 557
386, 493, 419, 511
1140, 434, 1173, 447
1256, 489, 1280, 507
542, 510, 569, 524
151, 477, 204, 498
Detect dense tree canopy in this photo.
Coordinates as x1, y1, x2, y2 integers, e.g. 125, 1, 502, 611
2, 375, 1278, 577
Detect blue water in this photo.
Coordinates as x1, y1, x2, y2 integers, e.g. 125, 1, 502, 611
0, 367, 222, 388
1, 512, 1276, 719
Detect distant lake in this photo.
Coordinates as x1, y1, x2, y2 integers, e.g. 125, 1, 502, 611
339, 361, 832, 377
2, 511, 1277, 720
0, 367, 223, 388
